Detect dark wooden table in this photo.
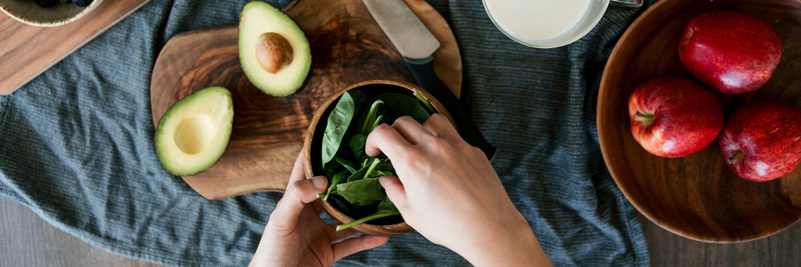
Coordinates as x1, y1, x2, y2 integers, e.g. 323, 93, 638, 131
2, 195, 801, 266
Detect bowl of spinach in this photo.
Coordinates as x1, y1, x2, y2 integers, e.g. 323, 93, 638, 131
303, 80, 452, 236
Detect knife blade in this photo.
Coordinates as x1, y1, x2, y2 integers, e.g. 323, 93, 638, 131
363, 0, 497, 159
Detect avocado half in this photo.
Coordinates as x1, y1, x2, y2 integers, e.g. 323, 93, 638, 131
239, 1, 311, 96
155, 86, 234, 176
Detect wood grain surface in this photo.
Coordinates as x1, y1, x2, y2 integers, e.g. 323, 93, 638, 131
0, 0, 150, 95
598, 0, 801, 242
150, 0, 462, 200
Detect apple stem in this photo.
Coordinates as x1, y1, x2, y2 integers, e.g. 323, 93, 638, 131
635, 111, 655, 126
727, 151, 744, 165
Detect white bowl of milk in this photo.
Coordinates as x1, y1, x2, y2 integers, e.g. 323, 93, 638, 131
483, 0, 642, 48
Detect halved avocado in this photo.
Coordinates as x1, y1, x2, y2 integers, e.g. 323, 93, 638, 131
155, 86, 234, 176
239, 1, 311, 96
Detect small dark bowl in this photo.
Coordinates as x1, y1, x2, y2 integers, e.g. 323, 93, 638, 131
303, 79, 453, 236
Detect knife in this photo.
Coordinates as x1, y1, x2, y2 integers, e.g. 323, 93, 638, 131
363, 0, 497, 159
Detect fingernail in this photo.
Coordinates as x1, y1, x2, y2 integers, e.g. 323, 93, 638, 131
312, 176, 327, 189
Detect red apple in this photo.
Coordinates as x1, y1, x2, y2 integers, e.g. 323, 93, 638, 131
628, 76, 724, 158
679, 11, 782, 94
719, 100, 801, 182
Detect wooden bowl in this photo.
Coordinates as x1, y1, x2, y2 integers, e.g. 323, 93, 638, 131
303, 80, 452, 236
598, 0, 801, 242
0, 0, 103, 27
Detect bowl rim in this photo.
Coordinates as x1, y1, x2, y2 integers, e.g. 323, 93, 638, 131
0, 0, 104, 27
597, 0, 801, 243
302, 79, 453, 236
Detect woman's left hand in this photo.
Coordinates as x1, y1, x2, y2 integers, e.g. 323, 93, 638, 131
249, 153, 389, 266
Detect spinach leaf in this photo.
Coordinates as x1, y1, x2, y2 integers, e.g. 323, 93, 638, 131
322, 161, 341, 180
362, 158, 381, 180
334, 157, 359, 174
327, 194, 353, 215
321, 92, 356, 166
347, 134, 368, 163
349, 89, 368, 110
336, 178, 384, 207
413, 91, 436, 114
336, 196, 400, 231
364, 158, 394, 178
322, 170, 349, 201
373, 93, 430, 124
375, 158, 395, 172
372, 170, 394, 178
361, 100, 384, 135
368, 115, 383, 134
346, 164, 369, 182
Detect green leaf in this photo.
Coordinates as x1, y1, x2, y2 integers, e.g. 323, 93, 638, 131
375, 158, 395, 172
372, 170, 394, 177
361, 100, 385, 135
376, 196, 398, 212
322, 161, 341, 180
369, 115, 383, 134
321, 92, 357, 166
346, 164, 369, 182
362, 158, 381, 180
336, 178, 384, 207
327, 194, 353, 215
365, 159, 393, 179
373, 93, 431, 124
334, 157, 359, 174
336, 197, 400, 231
349, 90, 368, 109
323, 171, 349, 201
414, 91, 436, 114
347, 134, 368, 163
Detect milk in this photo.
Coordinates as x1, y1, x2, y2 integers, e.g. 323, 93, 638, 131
485, 0, 592, 42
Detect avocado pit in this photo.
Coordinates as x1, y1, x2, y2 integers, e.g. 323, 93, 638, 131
256, 32, 294, 73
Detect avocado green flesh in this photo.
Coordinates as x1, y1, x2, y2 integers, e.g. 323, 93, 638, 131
155, 86, 234, 176
239, 1, 311, 96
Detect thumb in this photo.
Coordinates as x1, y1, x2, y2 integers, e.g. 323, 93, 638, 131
271, 176, 328, 226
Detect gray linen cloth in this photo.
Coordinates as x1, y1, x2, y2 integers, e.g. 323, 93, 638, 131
0, 0, 652, 265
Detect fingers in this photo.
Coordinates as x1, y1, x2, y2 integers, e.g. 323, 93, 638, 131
271, 176, 328, 226
331, 235, 389, 262
391, 116, 429, 145
365, 123, 411, 158
287, 152, 306, 183
378, 176, 408, 210
423, 114, 462, 143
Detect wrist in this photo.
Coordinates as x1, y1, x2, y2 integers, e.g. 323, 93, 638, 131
452, 214, 551, 266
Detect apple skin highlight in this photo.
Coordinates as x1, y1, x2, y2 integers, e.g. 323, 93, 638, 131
628, 76, 724, 158
719, 100, 801, 182
679, 11, 782, 95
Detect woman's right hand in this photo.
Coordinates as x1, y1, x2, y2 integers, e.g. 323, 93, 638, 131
365, 114, 552, 266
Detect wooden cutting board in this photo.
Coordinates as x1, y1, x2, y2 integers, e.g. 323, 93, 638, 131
150, 0, 462, 200
0, 0, 150, 95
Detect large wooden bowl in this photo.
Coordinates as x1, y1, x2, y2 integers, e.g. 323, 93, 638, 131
598, 0, 801, 242
303, 80, 452, 236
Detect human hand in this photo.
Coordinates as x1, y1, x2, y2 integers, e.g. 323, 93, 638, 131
249, 153, 389, 267
366, 114, 552, 266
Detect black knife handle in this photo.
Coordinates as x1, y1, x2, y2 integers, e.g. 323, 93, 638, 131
403, 56, 497, 159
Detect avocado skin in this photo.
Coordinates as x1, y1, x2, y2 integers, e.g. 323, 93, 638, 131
238, 1, 312, 96
155, 86, 234, 176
